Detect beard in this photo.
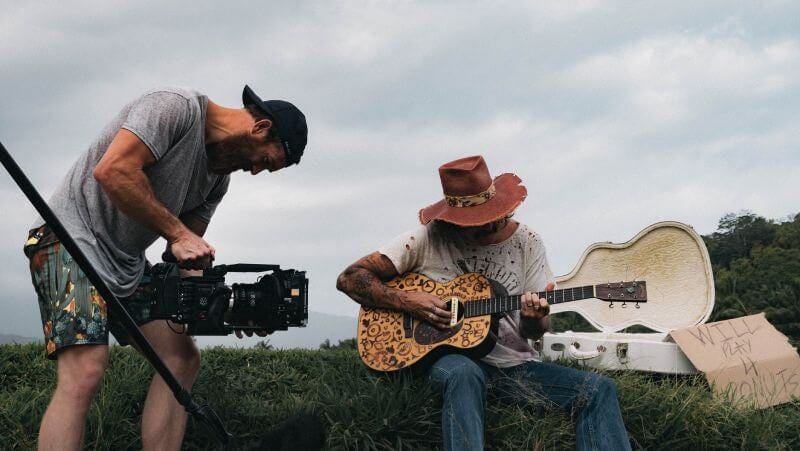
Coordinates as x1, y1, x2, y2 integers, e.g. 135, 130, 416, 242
461, 219, 509, 242
206, 133, 253, 175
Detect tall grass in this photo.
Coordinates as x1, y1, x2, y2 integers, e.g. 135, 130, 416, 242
1, 344, 798, 450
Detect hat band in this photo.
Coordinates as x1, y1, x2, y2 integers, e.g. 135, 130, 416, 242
445, 183, 496, 208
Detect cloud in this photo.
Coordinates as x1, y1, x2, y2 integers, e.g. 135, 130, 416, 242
1, 2, 799, 339
560, 24, 800, 136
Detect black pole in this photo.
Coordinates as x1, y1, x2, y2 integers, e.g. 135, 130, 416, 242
0, 141, 233, 446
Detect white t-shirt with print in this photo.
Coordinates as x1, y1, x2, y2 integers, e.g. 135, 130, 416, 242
378, 221, 554, 368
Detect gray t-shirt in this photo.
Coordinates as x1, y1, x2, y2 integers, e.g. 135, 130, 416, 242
34, 87, 230, 297
379, 222, 554, 368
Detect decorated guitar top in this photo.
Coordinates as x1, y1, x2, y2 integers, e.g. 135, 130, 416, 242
357, 272, 645, 372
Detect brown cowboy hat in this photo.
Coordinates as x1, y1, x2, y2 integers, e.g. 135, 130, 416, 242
418, 155, 527, 227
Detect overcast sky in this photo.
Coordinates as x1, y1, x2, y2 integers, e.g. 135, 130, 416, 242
1, 1, 798, 346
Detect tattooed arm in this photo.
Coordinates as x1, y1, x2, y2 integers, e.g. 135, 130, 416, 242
336, 252, 451, 328
336, 252, 401, 308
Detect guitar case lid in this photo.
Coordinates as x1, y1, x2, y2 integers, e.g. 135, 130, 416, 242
551, 221, 715, 333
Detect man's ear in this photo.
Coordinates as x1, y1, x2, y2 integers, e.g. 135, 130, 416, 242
251, 118, 274, 138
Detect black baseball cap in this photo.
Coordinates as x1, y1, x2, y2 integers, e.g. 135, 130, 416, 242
242, 85, 307, 166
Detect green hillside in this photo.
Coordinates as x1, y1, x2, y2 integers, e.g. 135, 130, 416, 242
1, 344, 798, 450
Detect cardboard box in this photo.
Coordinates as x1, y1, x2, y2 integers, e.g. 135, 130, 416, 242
669, 313, 800, 408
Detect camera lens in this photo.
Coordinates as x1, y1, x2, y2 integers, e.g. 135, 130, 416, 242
230, 275, 280, 326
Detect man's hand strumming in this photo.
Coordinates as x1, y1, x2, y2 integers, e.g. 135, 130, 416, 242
403, 291, 452, 329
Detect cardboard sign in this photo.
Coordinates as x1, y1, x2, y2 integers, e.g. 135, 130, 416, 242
669, 313, 800, 408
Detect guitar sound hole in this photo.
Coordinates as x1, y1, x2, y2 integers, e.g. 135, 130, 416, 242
413, 299, 465, 345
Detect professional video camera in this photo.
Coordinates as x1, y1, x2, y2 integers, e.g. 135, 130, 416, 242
141, 258, 308, 336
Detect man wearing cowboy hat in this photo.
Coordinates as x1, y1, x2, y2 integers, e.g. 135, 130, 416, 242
336, 155, 630, 450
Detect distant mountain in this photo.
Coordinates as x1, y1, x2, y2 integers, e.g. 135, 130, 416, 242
0, 333, 40, 345
194, 311, 358, 350
0, 312, 358, 350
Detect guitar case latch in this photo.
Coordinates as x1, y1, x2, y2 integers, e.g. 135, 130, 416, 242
616, 342, 629, 364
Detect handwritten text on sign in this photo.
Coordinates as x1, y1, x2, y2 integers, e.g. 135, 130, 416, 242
670, 313, 800, 409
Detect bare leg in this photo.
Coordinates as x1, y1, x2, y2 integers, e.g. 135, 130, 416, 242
138, 321, 201, 451
38, 345, 109, 451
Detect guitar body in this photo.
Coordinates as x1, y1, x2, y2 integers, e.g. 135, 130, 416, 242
357, 273, 496, 372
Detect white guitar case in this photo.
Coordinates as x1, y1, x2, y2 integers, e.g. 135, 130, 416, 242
538, 221, 715, 374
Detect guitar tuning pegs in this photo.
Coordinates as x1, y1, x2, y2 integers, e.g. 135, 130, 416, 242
635, 302, 641, 309
621, 301, 627, 308
608, 301, 614, 309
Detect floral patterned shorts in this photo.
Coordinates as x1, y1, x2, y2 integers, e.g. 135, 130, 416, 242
26, 225, 153, 359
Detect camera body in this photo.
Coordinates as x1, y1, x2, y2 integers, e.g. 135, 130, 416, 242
145, 262, 308, 335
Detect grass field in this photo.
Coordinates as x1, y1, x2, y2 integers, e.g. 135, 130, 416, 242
1, 344, 798, 450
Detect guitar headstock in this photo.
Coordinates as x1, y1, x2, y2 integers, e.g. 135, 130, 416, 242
595, 281, 647, 303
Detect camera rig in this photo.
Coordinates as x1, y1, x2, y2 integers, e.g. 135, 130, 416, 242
146, 261, 308, 335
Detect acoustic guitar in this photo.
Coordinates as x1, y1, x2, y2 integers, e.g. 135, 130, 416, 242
357, 221, 714, 372
357, 272, 646, 372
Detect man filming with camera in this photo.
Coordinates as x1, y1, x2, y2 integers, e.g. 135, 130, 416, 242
23, 85, 307, 450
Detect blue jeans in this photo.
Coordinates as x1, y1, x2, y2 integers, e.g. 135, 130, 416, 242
427, 354, 631, 451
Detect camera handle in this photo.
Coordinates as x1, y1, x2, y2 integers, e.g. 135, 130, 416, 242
162, 250, 281, 274
0, 142, 234, 446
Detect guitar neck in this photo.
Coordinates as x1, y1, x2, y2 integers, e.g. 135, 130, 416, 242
463, 285, 595, 318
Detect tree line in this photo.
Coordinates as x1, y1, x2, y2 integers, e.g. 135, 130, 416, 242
704, 211, 800, 346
